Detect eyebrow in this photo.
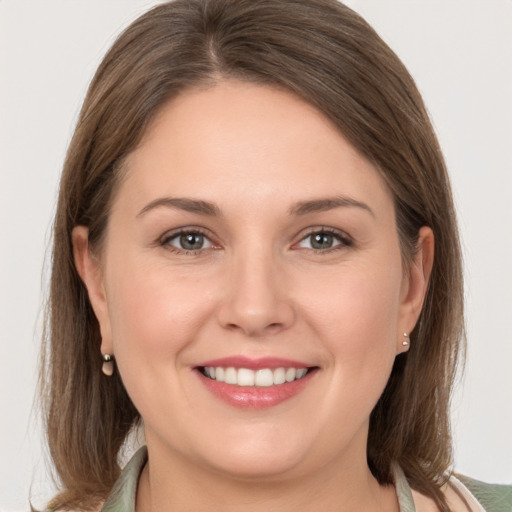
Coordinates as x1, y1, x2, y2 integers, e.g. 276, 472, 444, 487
136, 195, 374, 219
289, 196, 375, 217
137, 197, 221, 218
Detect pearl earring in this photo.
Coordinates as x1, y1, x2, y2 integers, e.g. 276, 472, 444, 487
402, 332, 410, 347
102, 354, 114, 376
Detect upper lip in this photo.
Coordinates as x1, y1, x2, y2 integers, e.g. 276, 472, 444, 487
196, 356, 313, 370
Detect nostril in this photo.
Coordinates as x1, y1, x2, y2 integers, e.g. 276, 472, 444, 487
225, 322, 242, 332
221, 321, 283, 337
217, 296, 295, 337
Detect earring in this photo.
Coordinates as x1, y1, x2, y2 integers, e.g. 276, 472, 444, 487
102, 354, 114, 376
402, 332, 410, 347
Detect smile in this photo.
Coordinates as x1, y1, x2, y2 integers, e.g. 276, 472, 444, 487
199, 366, 310, 387
195, 357, 318, 409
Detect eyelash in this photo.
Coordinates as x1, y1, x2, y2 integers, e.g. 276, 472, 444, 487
159, 227, 353, 255
295, 227, 353, 253
159, 228, 217, 255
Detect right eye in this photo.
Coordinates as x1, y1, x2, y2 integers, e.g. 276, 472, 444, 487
161, 230, 215, 253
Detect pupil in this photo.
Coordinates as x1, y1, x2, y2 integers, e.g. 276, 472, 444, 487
312, 233, 333, 249
180, 233, 203, 250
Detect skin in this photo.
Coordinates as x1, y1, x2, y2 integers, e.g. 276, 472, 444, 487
74, 80, 434, 512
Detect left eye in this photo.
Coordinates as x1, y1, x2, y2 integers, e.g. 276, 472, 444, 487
297, 231, 348, 250
165, 232, 214, 251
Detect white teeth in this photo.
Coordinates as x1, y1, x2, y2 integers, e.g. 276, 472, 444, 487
237, 368, 255, 387
285, 367, 296, 382
203, 366, 309, 386
273, 367, 286, 385
296, 368, 307, 379
224, 367, 237, 384
255, 369, 273, 387
215, 367, 225, 382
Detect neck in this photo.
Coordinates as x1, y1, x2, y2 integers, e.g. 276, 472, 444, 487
136, 441, 399, 512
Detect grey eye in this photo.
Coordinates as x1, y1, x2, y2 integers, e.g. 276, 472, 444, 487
165, 231, 213, 251
309, 233, 335, 249
178, 233, 205, 250
298, 231, 343, 250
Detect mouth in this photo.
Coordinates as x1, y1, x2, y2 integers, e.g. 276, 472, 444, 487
198, 366, 311, 387
194, 357, 318, 409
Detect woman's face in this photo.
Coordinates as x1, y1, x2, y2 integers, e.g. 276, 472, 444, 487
75, 80, 431, 480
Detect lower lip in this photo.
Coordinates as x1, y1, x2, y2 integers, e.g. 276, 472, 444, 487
197, 370, 315, 409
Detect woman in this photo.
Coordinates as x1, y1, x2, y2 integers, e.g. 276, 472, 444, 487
40, 1, 511, 511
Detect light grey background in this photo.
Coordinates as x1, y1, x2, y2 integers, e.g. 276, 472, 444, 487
1, 1, 511, 510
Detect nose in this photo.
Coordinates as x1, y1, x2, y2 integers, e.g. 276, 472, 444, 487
217, 250, 295, 337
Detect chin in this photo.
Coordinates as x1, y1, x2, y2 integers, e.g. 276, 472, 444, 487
204, 446, 306, 481
179, 423, 314, 481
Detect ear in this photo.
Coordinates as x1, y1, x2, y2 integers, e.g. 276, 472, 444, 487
397, 226, 435, 353
72, 226, 113, 355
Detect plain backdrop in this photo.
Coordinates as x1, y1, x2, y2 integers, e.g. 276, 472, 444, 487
1, 1, 511, 510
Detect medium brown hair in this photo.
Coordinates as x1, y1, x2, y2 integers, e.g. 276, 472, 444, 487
41, 0, 464, 510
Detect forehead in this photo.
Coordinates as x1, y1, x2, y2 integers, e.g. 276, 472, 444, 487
118, 79, 393, 217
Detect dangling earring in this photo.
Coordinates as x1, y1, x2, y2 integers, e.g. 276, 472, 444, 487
102, 354, 114, 376
402, 332, 410, 347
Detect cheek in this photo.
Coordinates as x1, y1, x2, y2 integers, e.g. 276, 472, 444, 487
302, 258, 403, 379
104, 257, 216, 373
303, 267, 403, 456
103, 258, 223, 427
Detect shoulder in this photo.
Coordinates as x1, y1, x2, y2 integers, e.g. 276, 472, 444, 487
410, 474, 512, 512
453, 474, 512, 512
